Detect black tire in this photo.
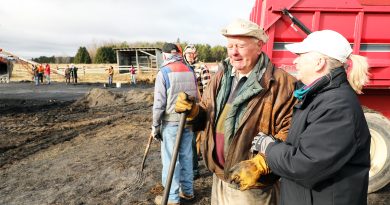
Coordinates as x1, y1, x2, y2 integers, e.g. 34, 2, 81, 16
365, 112, 390, 193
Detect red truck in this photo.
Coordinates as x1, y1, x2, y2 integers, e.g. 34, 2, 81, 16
250, 0, 390, 193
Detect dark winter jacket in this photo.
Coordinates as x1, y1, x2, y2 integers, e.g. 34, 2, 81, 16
266, 67, 371, 205
197, 53, 298, 187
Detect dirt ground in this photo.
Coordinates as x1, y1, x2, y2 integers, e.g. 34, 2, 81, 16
0, 82, 212, 205
0, 82, 388, 205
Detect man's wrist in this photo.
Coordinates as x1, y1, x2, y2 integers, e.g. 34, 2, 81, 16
251, 132, 276, 154
151, 125, 160, 136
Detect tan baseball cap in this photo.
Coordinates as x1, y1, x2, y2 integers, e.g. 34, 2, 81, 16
221, 18, 269, 43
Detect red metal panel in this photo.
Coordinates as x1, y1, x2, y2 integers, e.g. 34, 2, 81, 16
252, 0, 258, 22
312, 11, 321, 31
358, 89, 390, 119
360, 0, 390, 5
362, 13, 390, 43
250, 0, 259, 24
369, 67, 390, 80
250, 0, 301, 31
318, 13, 357, 40
250, 0, 390, 117
353, 12, 364, 54
293, 0, 363, 9
264, 24, 276, 59
362, 52, 390, 68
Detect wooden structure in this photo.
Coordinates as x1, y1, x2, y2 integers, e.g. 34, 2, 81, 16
0, 54, 13, 83
114, 47, 163, 73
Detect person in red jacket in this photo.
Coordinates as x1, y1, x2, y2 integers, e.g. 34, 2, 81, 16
129, 65, 136, 85
44, 64, 51, 84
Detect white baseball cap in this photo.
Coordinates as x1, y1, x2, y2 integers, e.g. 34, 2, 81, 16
221, 18, 269, 43
285, 30, 352, 63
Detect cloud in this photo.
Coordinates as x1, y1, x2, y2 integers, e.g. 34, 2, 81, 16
0, 0, 255, 58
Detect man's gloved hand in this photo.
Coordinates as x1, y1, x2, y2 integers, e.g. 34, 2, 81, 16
151, 126, 162, 142
229, 154, 271, 191
175, 92, 199, 121
250, 132, 276, 154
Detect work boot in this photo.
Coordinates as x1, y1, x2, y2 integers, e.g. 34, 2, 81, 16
179, 192, 195, 201
154, 195, 180, 205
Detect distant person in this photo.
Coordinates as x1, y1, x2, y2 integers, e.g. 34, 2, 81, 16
31, 65, 35, 81
183, 44, 211, 179
72, 65, 78, 84
38, 64, 44, 84
107, 66, 114, 86
65, 65, 71, 85
44, 63, 51, 85
151, 43, 198, 205
32, 65, 39, 86
70, 64, 75, 83
129, 65, 136, 85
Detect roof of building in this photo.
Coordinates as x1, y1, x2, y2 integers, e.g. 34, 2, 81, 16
113, 47, 161, 51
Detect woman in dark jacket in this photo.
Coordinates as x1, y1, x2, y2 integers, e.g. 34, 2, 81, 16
231, 30, 371, 205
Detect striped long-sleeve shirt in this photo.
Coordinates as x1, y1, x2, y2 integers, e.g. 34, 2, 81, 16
192, 63, 211, 97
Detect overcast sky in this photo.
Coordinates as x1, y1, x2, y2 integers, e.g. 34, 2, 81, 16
0, 0, 255, 59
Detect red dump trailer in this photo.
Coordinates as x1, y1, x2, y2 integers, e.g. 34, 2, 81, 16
250, 0, 390, 193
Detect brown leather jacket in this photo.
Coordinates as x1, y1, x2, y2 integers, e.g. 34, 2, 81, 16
197, 54, 298, 186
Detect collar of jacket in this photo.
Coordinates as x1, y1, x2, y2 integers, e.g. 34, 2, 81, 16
218, 53, 275, 147
216, 54, 268, 120
220, 53, 275, 95
295, 67, 348, 109
184, 61, 204, 72
161, 54, 183, 67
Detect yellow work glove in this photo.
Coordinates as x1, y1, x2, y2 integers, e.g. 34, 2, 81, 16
229, 154, 271, 191
175, 92, 199, 121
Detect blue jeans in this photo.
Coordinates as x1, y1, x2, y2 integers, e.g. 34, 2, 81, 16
108, 76, 113, 85
46, 75, 51, 84
161, 124, 194, 203
130, 74, 136, 84
35, 76, 39, 85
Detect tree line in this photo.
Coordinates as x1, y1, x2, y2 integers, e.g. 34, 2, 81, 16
31, 42, 227, 64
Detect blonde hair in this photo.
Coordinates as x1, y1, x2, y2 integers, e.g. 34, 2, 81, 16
325, 54, 369, 94
348, 54, 369, 94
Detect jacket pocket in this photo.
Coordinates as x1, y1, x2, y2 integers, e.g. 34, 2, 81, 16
280, 178, 311, 205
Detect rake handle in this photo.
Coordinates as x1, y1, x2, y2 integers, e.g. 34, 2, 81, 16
140, 133, 154, 172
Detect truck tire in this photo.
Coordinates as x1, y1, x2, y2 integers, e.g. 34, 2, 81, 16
364, 112, 390, 193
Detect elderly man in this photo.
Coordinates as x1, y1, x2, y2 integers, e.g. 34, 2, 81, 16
183, 44, 211, 97
151, 43, 199, 205
175, 19, 298, 205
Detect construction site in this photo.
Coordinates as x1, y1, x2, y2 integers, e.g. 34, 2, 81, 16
0, 47, 389, 204
0, 48, 215, 204
2, 0, 390, 203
